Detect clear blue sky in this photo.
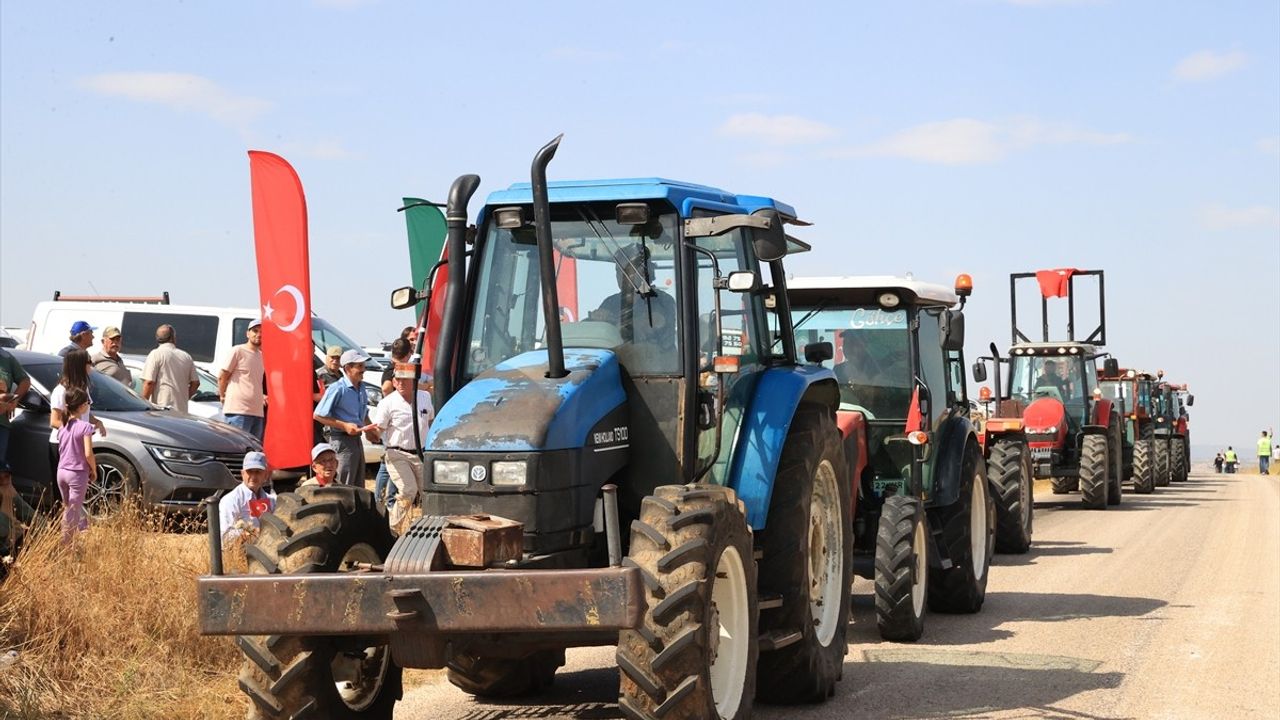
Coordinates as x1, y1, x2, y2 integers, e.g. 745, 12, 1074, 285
2, 0, 1277, 449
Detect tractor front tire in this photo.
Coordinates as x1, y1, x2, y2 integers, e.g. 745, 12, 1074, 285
1154, 439, 1171, 488
1172, 437, 1188, 482
1079, 435, 1110, 509
756, 407, 852, 704
1051, 476, 1078, 494
928, 447, 995, 614
617, 485, 757, 720
1107, 420, 1124, 506
446, 649, 564, 698
237, 487, 401, 720
874, 495, 928, 642
1132, 440, 1155, 494
988, 438, 1033, 554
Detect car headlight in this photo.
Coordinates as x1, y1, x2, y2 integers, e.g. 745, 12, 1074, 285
147, 445, 215, 464
492, 461, 527, 486
433, 460, 470, 485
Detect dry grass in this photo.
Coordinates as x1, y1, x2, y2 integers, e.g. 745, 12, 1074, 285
0, 507, 244, 719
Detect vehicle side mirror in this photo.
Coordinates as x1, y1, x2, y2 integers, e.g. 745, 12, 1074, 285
18, 388, 48, 412
972, 362, 988, 383
1186, 395, 1194, 406
1103, 358, 1120, 377
725, 271, 760, 293
750, 208, 787, 262
804, 341, 833, 364
390, 286, 419, 310
941, 310, 965, 351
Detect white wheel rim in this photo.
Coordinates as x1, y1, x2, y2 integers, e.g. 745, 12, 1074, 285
332, 542, 391, 711
970, 473, 988, 579
911, 517, 927, 618
710, 544, 749, 718
808, 459, 842, 647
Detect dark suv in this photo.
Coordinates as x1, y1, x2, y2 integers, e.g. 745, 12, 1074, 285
5, 349, 260, 514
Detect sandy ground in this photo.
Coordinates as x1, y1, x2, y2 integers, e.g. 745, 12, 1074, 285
394, 470, 1280, 719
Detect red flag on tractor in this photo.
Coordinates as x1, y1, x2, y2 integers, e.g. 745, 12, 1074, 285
248, 151, 314, 469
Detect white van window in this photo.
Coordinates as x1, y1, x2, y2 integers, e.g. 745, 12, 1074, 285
121, 312, 219, 362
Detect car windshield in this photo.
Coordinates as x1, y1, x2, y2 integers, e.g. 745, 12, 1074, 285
790, 305, 913, 420
463, 202, 680, 377
24, 361, 153, 412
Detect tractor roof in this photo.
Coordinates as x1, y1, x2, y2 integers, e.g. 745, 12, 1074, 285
787, 275, 959, 308
486, 178, 799, 220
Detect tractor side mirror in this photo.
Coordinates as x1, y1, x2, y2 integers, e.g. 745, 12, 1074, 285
941, 310, 965, 351
1186, 395, 1194, 406
695, 388, 717, 430
804, 341, 833, 364
725, 270, 760, 293
1103, 358, 1120, 377
749, 208, 788, 262
972, 362, 988, 383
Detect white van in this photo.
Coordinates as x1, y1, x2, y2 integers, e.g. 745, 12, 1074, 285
24, 294, 386, 375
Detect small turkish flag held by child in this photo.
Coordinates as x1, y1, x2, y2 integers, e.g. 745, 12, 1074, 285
248, 497, 271, 518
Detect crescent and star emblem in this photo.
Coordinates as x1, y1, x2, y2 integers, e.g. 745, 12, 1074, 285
262, 284, 307, 332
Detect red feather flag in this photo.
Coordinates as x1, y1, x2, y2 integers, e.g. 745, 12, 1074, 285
248, 151, 314, 469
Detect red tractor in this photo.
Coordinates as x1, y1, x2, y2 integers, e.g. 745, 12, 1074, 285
1097, 365, 1159, 494
1152, 378, 1194, 483
979, 269, 1123, 510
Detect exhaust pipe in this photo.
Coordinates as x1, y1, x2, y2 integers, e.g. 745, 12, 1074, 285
432, 174, 481, 406
531, 134, 568, 379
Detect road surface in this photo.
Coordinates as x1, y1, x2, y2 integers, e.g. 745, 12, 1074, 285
396, 470, 1279, 719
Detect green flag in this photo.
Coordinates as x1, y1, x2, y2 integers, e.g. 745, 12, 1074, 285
402, 197, 447, 313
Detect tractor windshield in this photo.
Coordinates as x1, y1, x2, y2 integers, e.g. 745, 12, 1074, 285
790, 305, 912, 420
1009, 354, 1094, 426
464, 202, 681, 377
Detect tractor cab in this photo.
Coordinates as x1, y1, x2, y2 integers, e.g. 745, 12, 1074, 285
788, 275, 972, 502
1097, 366, 1158, 446
1006, 342, 1100, 447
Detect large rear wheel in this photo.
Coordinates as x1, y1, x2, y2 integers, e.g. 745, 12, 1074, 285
988, 438, 1033, 554
756, 407, 852, 703
1051, 476, 1078, 494
237, 487, 401, 719
1079, 434, 1109, 509
874, 495, 927, 642
617, 485, 757, 720
928, 447, 995, 613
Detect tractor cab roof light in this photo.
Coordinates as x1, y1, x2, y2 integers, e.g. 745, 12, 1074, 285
878, 292, 901, 309
955, 273, 973, 297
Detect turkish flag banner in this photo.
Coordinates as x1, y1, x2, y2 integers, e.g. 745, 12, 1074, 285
419, 243, 449, 373
555, 252, 578, 323
248, 151, 314, 469
1035, 268, 1078, 298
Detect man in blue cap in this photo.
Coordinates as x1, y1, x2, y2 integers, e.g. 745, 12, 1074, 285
314, 349, 377, 487
58, 321, 96, 357
218, 450, 275, 544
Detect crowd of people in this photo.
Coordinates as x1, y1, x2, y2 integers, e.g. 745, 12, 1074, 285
0, 319, 436, 567
1213, 430, 1277, 474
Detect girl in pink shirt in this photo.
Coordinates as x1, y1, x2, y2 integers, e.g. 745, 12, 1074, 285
56, 387, 96, 544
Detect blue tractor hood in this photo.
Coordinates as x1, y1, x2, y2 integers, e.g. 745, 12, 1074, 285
426, 349, 626, 452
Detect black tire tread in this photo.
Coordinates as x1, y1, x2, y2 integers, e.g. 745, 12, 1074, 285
988, 438, 1033, 554
1132, 440, 1155, 494
1079, 434, 1109, 509
874, 495, 926, 642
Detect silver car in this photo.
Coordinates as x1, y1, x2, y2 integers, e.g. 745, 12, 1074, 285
4, 349, 260, 515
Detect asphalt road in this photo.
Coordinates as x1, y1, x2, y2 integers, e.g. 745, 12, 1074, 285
396, 470, 1279, 719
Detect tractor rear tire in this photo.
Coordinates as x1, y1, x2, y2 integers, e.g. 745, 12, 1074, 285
1079, 434, 1110, 510
928, 447, 995, 614
446, 649, 564, 698
874, 495, 928, 642
988, 438, 1033, 554
1051, 476, 1078, 494
617, 485, 757, 720
236, 486, 401, 720
1131, 440, 1155, 494
1172, 437, 1188, 482
756, 407, 852, 704
1154, 439, 1171, 488
1107, 420, 1123, 506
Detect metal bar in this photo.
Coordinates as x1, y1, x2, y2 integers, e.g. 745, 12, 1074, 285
1041, 294, 1049, 342
205, 492, 224, 576
602, 484, 621, 567
432, 173, 481, 407
1067, 274, 1076, 341
198, 566, 642, 636
530, 134, 568, 379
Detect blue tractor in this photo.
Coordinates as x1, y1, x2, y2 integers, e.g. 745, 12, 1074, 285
198, 137, 854, 719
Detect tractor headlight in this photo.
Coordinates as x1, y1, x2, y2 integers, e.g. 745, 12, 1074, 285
433, 460, 470, 485
492, 461, 528, 486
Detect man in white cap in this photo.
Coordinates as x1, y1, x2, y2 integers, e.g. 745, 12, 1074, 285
314, 349, 377, 486
372, 363, 433, 529
300, 443, 339, 487
219, 451, 275, 543
219, 319, 266, 441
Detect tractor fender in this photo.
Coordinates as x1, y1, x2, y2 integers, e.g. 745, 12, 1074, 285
1081, 409, 1120, 437
728, 365, 839, 529
928, 415, 980, 509
1090, 398, 1115, 427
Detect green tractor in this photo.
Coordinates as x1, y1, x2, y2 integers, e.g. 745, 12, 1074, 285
788, 274, 996, 642
1152, 377, 1194, 484
198, 138, 857, 719
1097, 365, 1159, 493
